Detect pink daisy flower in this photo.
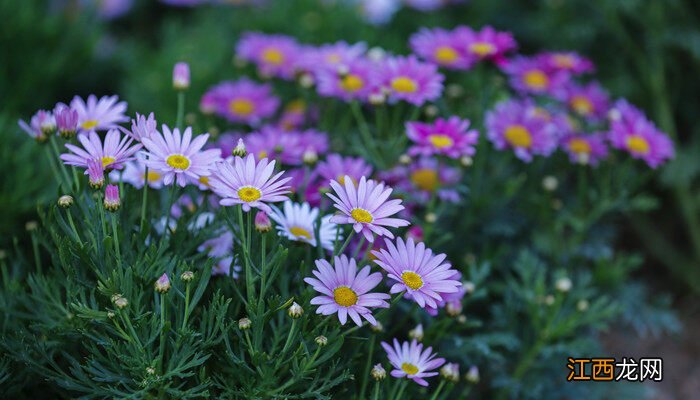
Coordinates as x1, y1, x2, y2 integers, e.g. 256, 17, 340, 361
561, 134, 609, 166
236, 32, 301, 79
371, 237, 462, 309
209, 153, 292, 212
141, 125, 221, 187
18, 110, 54, 141
124, 112, 157, 141
501, 56, 569, 96
540, 51, 595, 75
381, 338, 445, 386
70, 94, 128, 133
326, 176, 410, 242
485, 99, 558, 162
379, 55, 444, 106
203, 79, 280, 125
298, 41, 367, 76
304, 255, 390, 326
409, 28, 474, 70
559, 81, 610, 121
305, 154, 374, 206
245, 126, 328, 165
406, 116, 478, 158
61, 129, 142, 172
608, 100, 674, 168
454, 25, 517, 63
316, 58, 378, 102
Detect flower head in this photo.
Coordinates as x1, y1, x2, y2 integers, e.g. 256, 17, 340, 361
380, 55, 444, 106
70, 95, 128, 133
270, 201, 340, 251
454, 25, 517, 63
62, 129, 142, 172
372, 237, 461, 309
561, 134, 608, 166
18, 110, 54, 142
381, 338, 445, 386
126, 112, 157, 141
209, 154, 291, 213
409, 27, 474, 70
103, 184, 120, 211
142, 125, 221, 187
288, 302, 304, 318
54, 104, 78, 138
236, 32, 301, 79
155, 273, 171, 293
501, 56, 569, 96
371, 364, 387, 381
88, 158, 105, 188
560, 82, 609, 121
197, 230, 242, 278
327, 176, 410, 242
406, 116, 478, 159
173, 62, 190, 90
316, 58, 378, 102
245, 126, 328, 165
58, 195, 74, 208
298, 41, 367, 76
304, 255, 390, 326
540, 51, 595, 75
255, 210, 272, 232
203, 79, 279, 125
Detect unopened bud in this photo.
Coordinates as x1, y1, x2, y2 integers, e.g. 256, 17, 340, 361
146, 366, 156, 375
446, 300, 462, 317
232, 138, 247, 157
58, 195, 74, 208
255, 211, 272, 233
424, 105, 439, 118
371, 364, 386, 381
425, 212, 437, 224
577, 299, 589, 311
154, 273, 171, 293
398, 154, 411, 165
288, 302, 304, 318
299, 73, 314, 88
463, 281, 475, 294
370, 321, 384, 333
446, 84, 464, 98
465, 366, 480, 383
173, 62, 190, 90
112, 294, 128, 309
180, 271, 194, 282
555, 277, 572, 293
107, 311, 115, 318
238, 317, 252, 330
303, 148, 318, 166
440, 363, 460, 382
460, 156, 473, 167
368, 92, 386, 106
542, 176, 558, 192
104, 184, 120, 212
315, 335, 328, 347
408, 323, 424, 341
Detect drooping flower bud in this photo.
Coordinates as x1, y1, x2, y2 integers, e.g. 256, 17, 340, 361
54, 104, 78, 139
255, 211, 272, 233
440, 363, 460, 382
103, 184, 120, 212
371, 364, 386, 381
232, 138, 247, 157
88, 159, 105, 189
173, 62, 190, 90
58, 195, 74, 208
238, 317, 252, 330
288, 302, 303, 319
154, 273, 171, 293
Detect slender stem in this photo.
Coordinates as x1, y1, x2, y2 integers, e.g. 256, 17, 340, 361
359, 335, 376, 399
119, 311, 143, 348
49, 136, 71, 186
334, 233, 354, 258
158, 293, 167, 373
429, 380, 446, 400
181, 283, 191, 330
176, 91, 186, 130
65, 209, 81, 244
139, 167, 149, 233
278, 319, 298, 363
237, 206, 255, 304
351, 235, 366, 260
393, 380, 408, 400
30, 233, 41, 273
163, 184, 177, 238
259, 234, 267, 305
111, 214, 121, 264
372, 382, 381, 400
97, 192, 107, 239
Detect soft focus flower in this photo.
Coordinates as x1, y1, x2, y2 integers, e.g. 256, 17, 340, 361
298, 41, 367, 76
270, 201, 339, 251
380, 158, 461, 204
502, 56, 568, 96
18, 110, 54, 142
607, 100, 674, 168
54, 104, 79, 138
555, 277, 572, 292
103, 184, 120, 211
440, 363, 460, 382
317, 154, 373, 187
155, 273, 171, 293
485, 99, 558, 162
141, 125, 220, 187
88, 159, 105, 189
61, 129, 142, 172
409, 28, 473, 70
381, 338, 445, 386
231, 138, 247, 157
236, 32, 301, 79
209, 154, 292, 212
372, 237, 462, 309
540, 51, 595, 75
70, 95, 128, 133
406, 116, 478, 159
277, 99, 308, 131
316, 58, 377, 102
203, 79, 279, 125
465, 365, 480, 383
198, 230, 242, 278
408, 323, 424, 341
304, 255, 390, 326
561, 134, 608, 166
288, 302, 304, 318
455, 25, 517, 63
380, 55, 444, 106
173, 62, 190, 90
245, 126, 329, 165
111, 154, 164, 189
371, 364, 387, 381
560, 82, 609, 120
327, 176, 410, 242
255, 210, 272, 232
358, 0, 400, 25
125, 112, 157, 142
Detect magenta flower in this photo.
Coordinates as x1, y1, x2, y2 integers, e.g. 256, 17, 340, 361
327, 176, 410, 242
236, 32, 301, 79
304, 255, 390, 326
298, 41, 367, 76
608, 100, 674, 168
406, 116, 478, 159
245, 126, 328, 165
560, 82, 610, 121
403, 158, 462, 203
409, 28, 474, 70
540, 51, 595, 75
18, 110, 54, 141
70, 95, 128, 133
485, 99, 558, 162
501, 56, 569, 96
87, 158, 105, 188
316, 58, 378, 102
141, 125, 221, 187
104, 184, 120, 211
381, 339, 445, 386
54, 104, 78, 138
454, 25, 517, 63
372, 237, 461, 309
125, 112, 157, 142
209, 154, 292, 212
203, 79, 279, 125
380, 55, 444, 106
61, 129, 142, 172
561, 134, 609, 166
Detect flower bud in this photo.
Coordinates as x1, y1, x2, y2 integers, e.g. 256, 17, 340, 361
104, 184, 120, 212
303, 147, 318, 166
238, 317, 252, 330
88, 159, 105, 189
146, 366, 156, 375
58, 195, 74, 208
112, 294, 128, 309
577, 299, 589, 312
460, 156, 473, 167
299, 73, 314, 88
232, 138, 247, 157
463, 281, 475, 294
440, 363, 460, 382
367, 47, 386, 62
173, 62, 190, 90
315, 335, 328, 347
288, 302, 303, 319
425, 212, 437, 224
36, 110, 56, 135
180, 271, 194, 282
154, 273, 171, 293
555, 277, 572, 293
25, 221, 38, 232
544, 294, 555, 306
54, 104, 78, 139
368, 92, 386, 106
408, 323, 424, 341
370, 321, 384, 333
424, 105, 439, 118
371, 364, 386, 381
255, 211, 272, 233
107, 311, 115, 318
446, 300, 462, 317
465, 366, 480, 383
398, 154, 411, 165
542, 176, 558, 192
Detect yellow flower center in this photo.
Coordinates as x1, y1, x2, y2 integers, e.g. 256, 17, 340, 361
626, 135, 650, 154
504, 125, 533, 148
145, 170, 161, 183
570, 95, 593, 116
401, 362, 419, 375
262, 47, 284, 65
568, 138, 591, 154
553, 54, 575, 69
428, 134, 454, 149
198, 176, 210, 187
238, 186, 262, 202
286, 99, 306, 113
351, 208, 373, 223
333, 286, 358, 307
391, 76, 418, 93
523, 70, 549, 90
229, 99, 255, 116
401, 271, 424, 290
470, 42, 496, 57
81, 119, 98, 130
258, 150, 268, 159
340, 74, 364, 92
101, 156, 116, 168
289, 226, 312, 240
411, 168, 439, 192
434, 46, 458, 64
337, 175, 357, 186
326, 53, 342, 63
166, 154, 190, 170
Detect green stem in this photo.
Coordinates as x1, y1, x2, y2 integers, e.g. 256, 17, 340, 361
358, 335, 376, 399
334, 233, 354, 258
429, 380, 446, 400
139, 167, 149, 233
237, 206, 255, 304
158, 293, 167, 373
181, 283, 191, 330
111, 214, 121, 265
65, 208, 81, 244
372, 382, 381, 400
277, 319, 298, 364
48, 136, 71, 186
119, 311, 143, 348
176, 91, 186, 130
30, 233, 41, 273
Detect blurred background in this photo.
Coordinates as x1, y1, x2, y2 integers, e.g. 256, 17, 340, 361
1, 0, 699, 397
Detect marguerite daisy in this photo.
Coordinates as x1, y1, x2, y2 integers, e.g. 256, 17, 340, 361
269, 201, 340, 251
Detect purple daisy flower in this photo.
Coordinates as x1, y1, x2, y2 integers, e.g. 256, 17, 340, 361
379, 55, 444, 106
141, 125, 221, 187
236, 32, 301, 79
540, 51, 595, 75
317, 154, 374, 186
454, 25, 517, 63
198, 230, 242, 279
61, 129, 142, 172
378, 159, 461, 205
326, 176, 410, 242
124, 112, 157, 142
560, 81, 609, 121
316, 58, 378, 102
245, 126, 328, 166
608, 100, 674, 168
381, 338, 445, 386
501, 56, 569, 96
298, 41, 367, 76
70, 95, 128, 133
561, 134, 609, 166
203, 79, 280, 125
406, 116, 478, 159
371, 237, 462, 309
277, 100, 308, 131
209, 154, 292, 212
54, 103, 78, 138
304, 255, 390, 326
18, 110, 54, 141
485, 99, 558, 162
110, 153, 164, 189
409, 28, 474, 70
